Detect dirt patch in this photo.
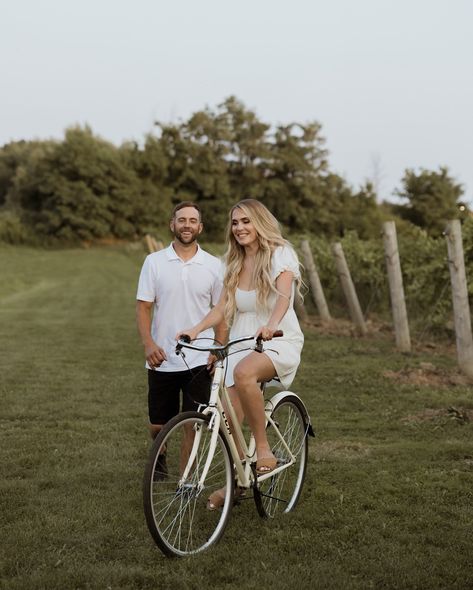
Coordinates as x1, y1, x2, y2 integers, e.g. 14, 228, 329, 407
316, 440, 372, 461
303, 317, 353, 336
413, 339, 457, 357
302, 316, 391, 338
383, 363, 471, 387
402, 406, 473, 425
302, 315, 458, 357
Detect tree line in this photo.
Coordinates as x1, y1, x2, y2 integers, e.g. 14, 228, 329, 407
0, 96, 468, 245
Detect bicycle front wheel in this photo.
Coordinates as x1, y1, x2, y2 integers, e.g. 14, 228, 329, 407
143, 411, 234, 557
255, 394, 309, 518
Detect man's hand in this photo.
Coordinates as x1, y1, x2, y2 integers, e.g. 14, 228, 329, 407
207, 353, 217, 374
145, 342, 167, 369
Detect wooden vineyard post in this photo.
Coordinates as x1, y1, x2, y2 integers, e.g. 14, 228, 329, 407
300, 239, 331, 323
152, 238, 164, 252
144, 235, 163, 254
331, 242, 367, 335
382, 221, 411, 352
144, 234, 155, 254
445, 220, 473, 379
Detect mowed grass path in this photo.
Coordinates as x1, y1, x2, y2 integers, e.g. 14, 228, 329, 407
1, 246, 472, 590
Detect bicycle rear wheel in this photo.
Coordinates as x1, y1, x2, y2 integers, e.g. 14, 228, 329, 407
143, 411, 234, 557
254, 394, 308, 518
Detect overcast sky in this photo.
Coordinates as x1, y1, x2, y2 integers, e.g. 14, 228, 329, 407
2, 0, 472, 203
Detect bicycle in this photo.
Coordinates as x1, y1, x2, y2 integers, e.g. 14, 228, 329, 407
142, 332, 315, 557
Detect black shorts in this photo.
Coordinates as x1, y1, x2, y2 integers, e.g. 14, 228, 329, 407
148, 366, 212, 425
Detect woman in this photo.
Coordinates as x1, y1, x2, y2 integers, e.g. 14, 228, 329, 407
178, 199, 304, 508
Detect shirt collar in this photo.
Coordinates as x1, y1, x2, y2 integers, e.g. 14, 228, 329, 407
165, 243, 204, 264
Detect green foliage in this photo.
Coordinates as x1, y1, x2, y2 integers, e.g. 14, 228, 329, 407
342, 181, 387, 239
0, 98, 469, 245
339, 231, 388, 312
3, 127, 172, 242
156, 101, 234, 239
395, 166, 465, 235
0, 210, 30, 244
300, 230, 388, 315
262, 122, 328, 231
0, 140, 50, 207
461, 217, 473, 299
155, 97, 332, 239
397, 225, 451, 331
298, 217, 473, 334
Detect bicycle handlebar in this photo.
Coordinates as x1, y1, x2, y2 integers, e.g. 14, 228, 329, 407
175, 330, 283, 356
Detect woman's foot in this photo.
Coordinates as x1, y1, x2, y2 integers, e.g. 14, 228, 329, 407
207, 486, 246, 510
207, 488, 226, 511
256, 450, 277, 474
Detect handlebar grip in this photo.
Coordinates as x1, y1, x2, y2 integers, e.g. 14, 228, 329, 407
256, 329, 284, 341
255, 330, 284, 347
175, 334, 191, 355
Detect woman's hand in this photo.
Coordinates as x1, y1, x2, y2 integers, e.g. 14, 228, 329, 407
255, 325, 278, 341
175, 327, 200, 343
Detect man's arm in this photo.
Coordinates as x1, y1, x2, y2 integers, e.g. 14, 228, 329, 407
136, 300, 167, 369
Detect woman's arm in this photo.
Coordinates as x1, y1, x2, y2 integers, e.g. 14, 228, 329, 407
255, 271, 294, 340
176, 289, 227, 342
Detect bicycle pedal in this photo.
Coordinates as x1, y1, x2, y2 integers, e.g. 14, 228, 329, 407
233, 487, 247, 505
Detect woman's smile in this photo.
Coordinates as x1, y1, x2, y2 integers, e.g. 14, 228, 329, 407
231, 211, 258, 246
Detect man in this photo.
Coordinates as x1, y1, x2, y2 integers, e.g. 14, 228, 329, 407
136, 201, 225, 442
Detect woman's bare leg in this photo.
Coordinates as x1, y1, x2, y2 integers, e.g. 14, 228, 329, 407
207, 387, 247, 509
224, 386, 245, 458
232, 352, 276, 464
207, 358, 276, 509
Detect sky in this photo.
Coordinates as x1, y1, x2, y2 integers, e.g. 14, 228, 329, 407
1, 0, 472, 203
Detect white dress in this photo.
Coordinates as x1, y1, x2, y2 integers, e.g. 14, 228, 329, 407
224, 245, 304, 390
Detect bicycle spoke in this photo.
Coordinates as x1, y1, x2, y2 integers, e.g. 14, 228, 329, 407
255, 396, 308, 518
143, 412, 234, 557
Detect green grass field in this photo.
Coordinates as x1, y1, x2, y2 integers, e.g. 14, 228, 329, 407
1, 245, 472, 590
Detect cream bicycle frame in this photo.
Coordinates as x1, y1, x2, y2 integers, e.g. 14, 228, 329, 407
180, 358, 297, 493
144, 336, 313, 557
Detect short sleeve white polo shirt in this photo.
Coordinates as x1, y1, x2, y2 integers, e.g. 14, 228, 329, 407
136, 243, 223, 371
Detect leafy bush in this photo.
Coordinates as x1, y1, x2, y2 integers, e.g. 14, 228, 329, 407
0, 98, 396, 245
296, 218, 473, 335
0, 211, 30, 244
299, 231, 387, 315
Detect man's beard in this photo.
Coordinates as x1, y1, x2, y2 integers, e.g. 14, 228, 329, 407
174, 229, 198, 244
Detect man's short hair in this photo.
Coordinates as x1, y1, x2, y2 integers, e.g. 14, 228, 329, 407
172, 201, 202, 221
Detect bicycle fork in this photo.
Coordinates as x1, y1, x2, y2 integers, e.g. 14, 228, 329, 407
178, 409, 221, 495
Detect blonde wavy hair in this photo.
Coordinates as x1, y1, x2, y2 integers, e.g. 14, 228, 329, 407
223, 199, 301, 326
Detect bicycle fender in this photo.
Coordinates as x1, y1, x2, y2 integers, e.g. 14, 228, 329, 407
266, 391, 316, 437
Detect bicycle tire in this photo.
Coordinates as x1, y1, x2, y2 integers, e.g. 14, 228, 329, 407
143, 411, 234, 557
254, 394, 309, 518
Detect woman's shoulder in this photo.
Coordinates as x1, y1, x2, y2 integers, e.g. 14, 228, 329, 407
272, 243, 299, 263
271, 243, 300, 278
